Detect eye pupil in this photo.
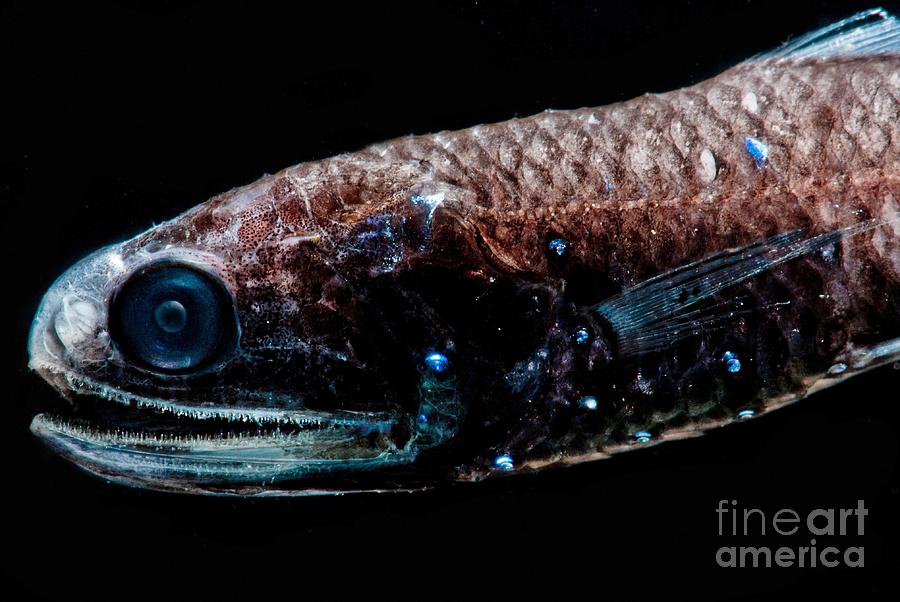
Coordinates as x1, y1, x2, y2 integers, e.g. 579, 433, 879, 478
154, 299, 187, 333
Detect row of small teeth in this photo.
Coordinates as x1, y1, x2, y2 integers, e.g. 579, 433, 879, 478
134, 399, 324, 428
59, 370, 392, 430
40, 414, 330, 448
62, 372, 316, 427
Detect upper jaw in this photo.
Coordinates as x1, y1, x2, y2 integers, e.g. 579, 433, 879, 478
44, 365, 401, 429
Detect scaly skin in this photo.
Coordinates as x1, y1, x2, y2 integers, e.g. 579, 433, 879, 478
142, 55, 899, 304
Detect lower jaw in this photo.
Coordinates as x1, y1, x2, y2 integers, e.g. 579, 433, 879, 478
29, 372, 420, 495
31, 411, 421, 495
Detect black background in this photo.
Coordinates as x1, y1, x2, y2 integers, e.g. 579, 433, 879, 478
2, 1, 898, 600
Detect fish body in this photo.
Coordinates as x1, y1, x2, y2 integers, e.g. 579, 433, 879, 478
28, 10, 900, 494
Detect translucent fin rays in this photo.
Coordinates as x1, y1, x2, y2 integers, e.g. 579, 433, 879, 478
597, 215, 896, 357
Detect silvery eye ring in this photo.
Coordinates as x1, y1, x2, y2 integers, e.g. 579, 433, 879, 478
109, 262, 238, 373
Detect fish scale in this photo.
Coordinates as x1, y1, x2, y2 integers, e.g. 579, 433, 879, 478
196, 58, 896, 288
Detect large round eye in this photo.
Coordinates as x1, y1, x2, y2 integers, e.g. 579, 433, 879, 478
110, 263, 238, 372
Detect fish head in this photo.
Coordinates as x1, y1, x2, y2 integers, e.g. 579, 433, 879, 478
27, 167, 563, 495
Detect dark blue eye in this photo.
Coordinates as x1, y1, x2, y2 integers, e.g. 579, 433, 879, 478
110, 263, 238, 372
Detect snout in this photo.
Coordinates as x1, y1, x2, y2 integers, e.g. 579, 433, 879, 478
28, 247, 123, 380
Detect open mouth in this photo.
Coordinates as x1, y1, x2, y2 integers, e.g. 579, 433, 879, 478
30, 366, 419, 495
